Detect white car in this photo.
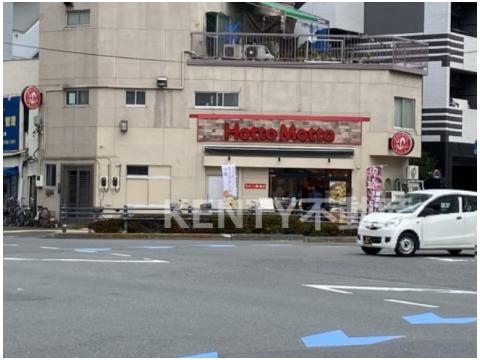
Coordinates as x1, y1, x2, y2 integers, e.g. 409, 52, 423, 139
357, 189, 477, 256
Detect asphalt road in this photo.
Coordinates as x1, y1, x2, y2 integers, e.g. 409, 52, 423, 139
3, 235, 477, 358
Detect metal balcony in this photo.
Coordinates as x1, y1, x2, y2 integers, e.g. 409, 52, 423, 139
190, 32, 428, 75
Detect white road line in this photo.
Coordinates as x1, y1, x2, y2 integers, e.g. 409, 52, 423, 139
3, 244, 19, 247
384, 299, 439, 308
41, 246, 59, 250
4, 257, 168, 264
110, 253, 132, 257
427, 257, 472, 262
303, 284, 477, 295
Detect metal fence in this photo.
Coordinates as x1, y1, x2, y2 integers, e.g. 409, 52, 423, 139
60, 205, 363, 233
190, 32, 428, 74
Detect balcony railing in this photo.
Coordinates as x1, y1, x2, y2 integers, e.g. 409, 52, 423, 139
191, 32, 428, 74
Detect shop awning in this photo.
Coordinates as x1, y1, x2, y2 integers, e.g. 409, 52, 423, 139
3, 166, 19, 177
256, 2, 324, 23
204, 145, 354, 157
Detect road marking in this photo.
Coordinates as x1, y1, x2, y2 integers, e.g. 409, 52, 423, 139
127, 246, 175, 250
303, 284, 477, 295
384, 299, 439, 308
3, 244, 19, 247
41, 246, 59, 250
74, 248, 112, 253
191, 244, 236, 248
403, 312, 477, 325
4, 257, 169, 264
427, 257, 472, 262
302, 330, 404, 348
110, 253, 132, 257
180, 352, 219, 358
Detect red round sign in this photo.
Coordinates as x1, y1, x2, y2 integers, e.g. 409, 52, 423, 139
22, 85, 42, 110
390, 131, 414, 156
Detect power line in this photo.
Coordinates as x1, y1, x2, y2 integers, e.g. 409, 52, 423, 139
3, 42, 184, 63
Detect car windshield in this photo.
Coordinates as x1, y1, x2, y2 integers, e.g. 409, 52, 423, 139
382, 193, 433, 213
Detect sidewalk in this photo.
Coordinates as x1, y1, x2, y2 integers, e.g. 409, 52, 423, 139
3, 227, 356, 242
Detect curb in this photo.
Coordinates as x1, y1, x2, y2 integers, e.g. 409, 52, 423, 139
47, 232, 356, 242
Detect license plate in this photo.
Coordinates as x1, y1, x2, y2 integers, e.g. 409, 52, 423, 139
363, 236, 372, 245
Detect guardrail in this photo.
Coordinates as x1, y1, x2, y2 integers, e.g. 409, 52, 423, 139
60, 204, 363, 233
190, 32, 428, 74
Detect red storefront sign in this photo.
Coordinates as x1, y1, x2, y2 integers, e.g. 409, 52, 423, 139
245, 183, 267, 189
224, 123, 335, 143
390, 131, 414, 156
21, 85, 42, 110
192, 114, 368, 145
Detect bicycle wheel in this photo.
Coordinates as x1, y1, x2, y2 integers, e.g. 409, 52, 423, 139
16, 210, 26, 226
38, 208, 50, 228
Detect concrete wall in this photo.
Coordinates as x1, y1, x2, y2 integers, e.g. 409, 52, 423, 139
300, 2, 365, 33
424, 2, 450, 34
3, 2, 13, 60
364, 3, 424, 35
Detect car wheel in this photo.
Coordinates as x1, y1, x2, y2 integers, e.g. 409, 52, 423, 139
447, 249, 462, 255
395, 232, 418, 256
361, 246, 381, 255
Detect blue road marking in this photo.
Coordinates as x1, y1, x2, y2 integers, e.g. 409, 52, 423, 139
74, 248, 112, 253
302, 330, 404, 348
180, 352, 218, 358
126, 246, 175, 249
403, 312, 477, 325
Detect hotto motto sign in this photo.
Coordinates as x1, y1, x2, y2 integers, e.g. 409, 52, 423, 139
390, 131, 414, 156
22, 85, 42, 110
193, 114, 367, 145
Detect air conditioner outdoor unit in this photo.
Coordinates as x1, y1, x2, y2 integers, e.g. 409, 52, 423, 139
406, 165, 419, 180
223, 44, 243, 59
244, 45, 275, 61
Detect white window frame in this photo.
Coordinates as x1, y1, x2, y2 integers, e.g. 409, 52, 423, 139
194, 91, 239, 109
125, 90, 146, 107
66, 9, 90, 27
394, 97, 416, 130
65, 89, 89, 106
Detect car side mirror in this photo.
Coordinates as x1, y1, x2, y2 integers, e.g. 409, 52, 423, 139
419, 207, 435, 217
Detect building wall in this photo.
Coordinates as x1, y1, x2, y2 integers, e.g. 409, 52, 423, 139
301, 2, 365, 33
424, 2, 450, 34
37, 2, 423, 214
3, 2, 13, 60
364, 3, 424, 35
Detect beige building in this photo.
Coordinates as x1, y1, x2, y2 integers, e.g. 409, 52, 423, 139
37, 2, 427, 217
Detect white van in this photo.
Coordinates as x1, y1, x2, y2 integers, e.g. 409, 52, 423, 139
357, 189, 477, 256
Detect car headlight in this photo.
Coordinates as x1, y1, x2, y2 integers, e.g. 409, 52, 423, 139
385, 217, 402, 228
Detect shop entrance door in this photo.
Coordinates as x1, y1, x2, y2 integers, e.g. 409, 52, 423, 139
61, 165, 93, 214
207, 175, 223, 209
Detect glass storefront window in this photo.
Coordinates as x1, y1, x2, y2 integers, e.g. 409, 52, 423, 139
268, 168, 352, 210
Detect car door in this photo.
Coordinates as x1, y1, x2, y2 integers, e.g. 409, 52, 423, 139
420, 195, 463, 248
461, 195, 477, 247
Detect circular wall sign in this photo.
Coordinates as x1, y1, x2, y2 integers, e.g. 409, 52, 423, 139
390, 131, 414, 156
22, 85, 42, 109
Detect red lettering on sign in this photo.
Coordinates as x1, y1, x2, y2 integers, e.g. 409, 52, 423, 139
245, 183, 267, 189
223, 123, 337, 143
